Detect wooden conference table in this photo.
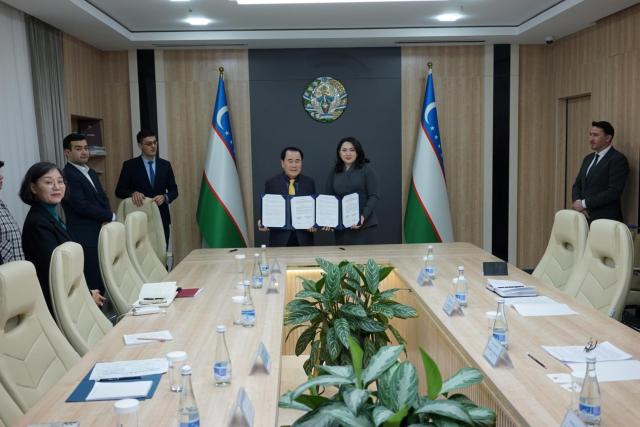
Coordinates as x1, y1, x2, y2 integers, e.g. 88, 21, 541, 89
15, 243, 640, 426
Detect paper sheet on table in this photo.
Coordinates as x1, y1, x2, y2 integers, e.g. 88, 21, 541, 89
341, 193, 359, 228
315, 195, 339, 228
512, 303, 577, 317
86, 380, 152, 400
123, 330, 173, 345
261, 194, 286, 228
568, 360, 640, 382
89, 358, 168, 381
504, 296, 557, 306
291, 196, 315, 229
543, 341, 632, 363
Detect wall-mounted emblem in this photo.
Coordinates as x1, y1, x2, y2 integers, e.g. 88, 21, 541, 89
302, 76, 348, 123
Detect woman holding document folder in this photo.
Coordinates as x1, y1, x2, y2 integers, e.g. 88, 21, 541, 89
325, 137, 379, 245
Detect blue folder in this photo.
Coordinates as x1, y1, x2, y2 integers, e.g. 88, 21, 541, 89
66, 366, 163, 402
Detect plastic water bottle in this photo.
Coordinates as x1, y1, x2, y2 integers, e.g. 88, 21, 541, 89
491, 298, 508, 348
113, 398, 139, 427
578, 355, 601, 426
251, 253, 263, 289
213, 325, 232, 387
425, 245, 435, 279
455, 266, 468, 306
178, 365, 200, 427
240, 281, 256, 327
259, 244, 270, 276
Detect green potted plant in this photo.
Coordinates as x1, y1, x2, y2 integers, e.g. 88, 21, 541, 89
284, 258, 418, 376
280, 337, 496, 426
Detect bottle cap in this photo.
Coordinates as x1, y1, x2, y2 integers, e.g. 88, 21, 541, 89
586, 354, 596, 363
181, 365, 193, 375
166, 350, 187, 362
261, 244, 266, 248
457, 265, 464, 270
496, 297, 505, 304
114, 398, 139, 414
234, 254, 246, 260
217, 324, 226, 333
254, 253, 259, 257
428, 245, 433, 249
423, 256, 428, 261
243, 280, 250, 287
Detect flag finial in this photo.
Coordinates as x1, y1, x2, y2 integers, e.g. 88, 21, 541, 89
427, 62, 433, 70
219, 67, 224, 76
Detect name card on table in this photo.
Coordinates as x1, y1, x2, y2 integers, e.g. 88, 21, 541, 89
483, 336, 513, 368
417, 268, 434, 286
234, 387, 255, 427
251, 342, 272, 374
560, 409, 587, 427
442, 294, 463, 316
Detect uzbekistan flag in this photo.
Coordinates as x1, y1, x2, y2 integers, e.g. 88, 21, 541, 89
196, 69, 248, 248
404, 65, 454, 243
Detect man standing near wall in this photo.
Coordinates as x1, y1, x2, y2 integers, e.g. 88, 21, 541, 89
115, 129, 179, 246
62, 132, 112, 299
571, 121, 629, 223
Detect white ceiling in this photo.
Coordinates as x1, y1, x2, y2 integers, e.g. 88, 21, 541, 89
3, 0, 639, 50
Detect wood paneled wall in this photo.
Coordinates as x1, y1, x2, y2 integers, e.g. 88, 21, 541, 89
163, 50, 252, 263
401, 47, 485, 247
518, 4, 640, 268
62, 35, 131, 210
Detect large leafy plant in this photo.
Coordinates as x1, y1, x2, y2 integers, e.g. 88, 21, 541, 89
280, 337, 496, 427
284, 258, 418, 376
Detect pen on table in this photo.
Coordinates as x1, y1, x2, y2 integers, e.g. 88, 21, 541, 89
228, 248, 238, 253
135, 337, 169, 342
99, 376, 143, 382
527, 352, 546, 369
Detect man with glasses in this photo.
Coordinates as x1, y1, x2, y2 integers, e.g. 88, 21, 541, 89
115, 129, 179, 246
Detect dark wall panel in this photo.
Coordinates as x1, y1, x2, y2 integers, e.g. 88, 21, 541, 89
249, 48, 401, 246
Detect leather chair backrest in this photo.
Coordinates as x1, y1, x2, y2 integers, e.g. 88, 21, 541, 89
98, 222, 144, 314
125, 211, 168, 283
565, 219, 633, 320
116, 198, 167, 264
532, 210, 588, 291
50, 242, 112, 355
0, 261, 79, 412
0, 379, 22, 427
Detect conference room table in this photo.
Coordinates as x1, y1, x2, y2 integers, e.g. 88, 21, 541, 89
15, 243, 640, 426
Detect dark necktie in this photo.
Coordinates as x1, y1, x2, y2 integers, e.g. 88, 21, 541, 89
148, 161, 155, 187
587, 153, 599, 176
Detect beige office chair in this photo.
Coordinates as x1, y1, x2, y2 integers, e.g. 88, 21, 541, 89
624, 230, 640, 307
98, 222, 144, 314
532, 210, 589, 291
116, 197, 168, 265
0, 379, 23, 427
50, 242, 112, 355
565, 219, 633, 320
0, 261, 79, 413
125, 211, 168, 283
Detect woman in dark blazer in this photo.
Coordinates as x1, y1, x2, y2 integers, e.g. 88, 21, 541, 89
325, 137, 379, 245
20, 162, 104, 314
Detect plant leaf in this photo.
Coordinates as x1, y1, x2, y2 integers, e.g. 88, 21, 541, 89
295, 290, 325, 300
448, 394, 476, 408
370, 303, 395, 318
382, 405, 409, 427
295, 394, 333, 411
377, 363, 399, 410
440, 368, 484, 395
301, 278, 319, 292
379, 265, 394, 282
279, 391, 312, 411
285, 299, 321, 325
389, 303, 418, 319
317, 364, 354, 378
420, 348, 442, 400
387, 324, 406, 346
431, 417, 460, 427
354, 318, 387, 333
392, 361, 419, 409
415, 400, 472, 424
325, 326, 340, 361
291, 375, 354, 400
466, 406, 496, 426
362, 345, 404, 385
320, 402, 374, 427
342, 386, 370, 415
372, 406, 395, 426
349, 336, 364, 388
285, 324, 307, 343
295, 326, 318, 356
292, 408, 338, 427
333, 318, 351, 348
365, 259, 381, 293
376, 288, 401, 301
340, 303, 368, 317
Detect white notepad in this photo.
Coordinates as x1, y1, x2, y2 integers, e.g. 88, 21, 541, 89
568, 360, 640, 382
123, 330, 173, 345
86, 381, 152, 400
512, 303, 577, 317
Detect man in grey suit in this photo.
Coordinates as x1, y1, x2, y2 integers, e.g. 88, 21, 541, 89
571, 121, 629, 223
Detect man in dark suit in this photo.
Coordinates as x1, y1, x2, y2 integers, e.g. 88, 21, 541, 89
572, 121, 629, 223
115, 129, 179, 246
62, 133, 113, 296
258, 147, 316, 246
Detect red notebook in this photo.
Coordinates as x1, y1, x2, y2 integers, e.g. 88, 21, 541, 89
176, 288, 203, 298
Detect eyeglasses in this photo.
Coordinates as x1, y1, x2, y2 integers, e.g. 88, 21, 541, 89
584, 338, 598, 353
141, 140, 158, 147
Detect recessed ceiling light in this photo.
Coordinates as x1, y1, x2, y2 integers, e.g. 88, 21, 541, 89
436, 13, 462, 22
234, 0, 441, 4
185, 17, 211, 26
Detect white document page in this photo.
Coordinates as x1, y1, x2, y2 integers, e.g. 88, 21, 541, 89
568, 360, 640, 382
543, 341, 632, 363
290, 196, 315, 229
86, 381, 152, 401
341, 193, 360, 228
123, 330, 173, 345
504, 296, 557, 306
315, 195, 339, 228
261, 194, 286, 228
89, 358, 168, 381
512, 303, 577, 317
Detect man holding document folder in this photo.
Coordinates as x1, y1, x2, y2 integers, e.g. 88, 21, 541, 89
258, 147, 316, 246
